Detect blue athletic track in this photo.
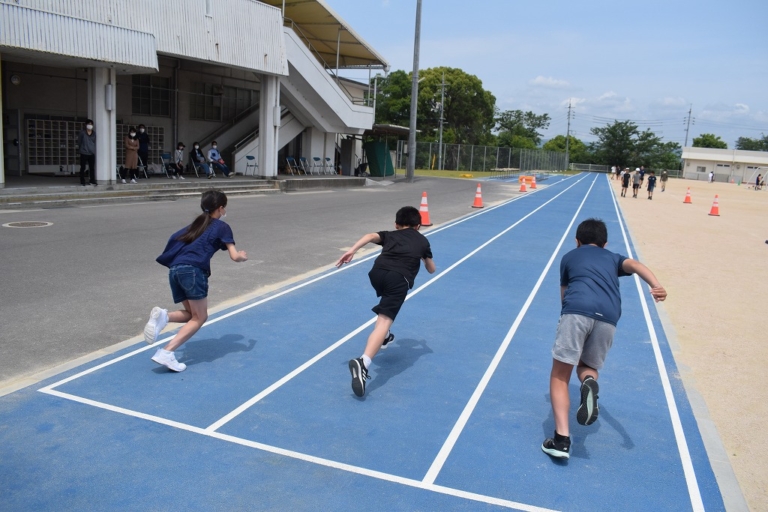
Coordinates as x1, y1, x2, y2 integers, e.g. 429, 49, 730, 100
0, 173, 726, 511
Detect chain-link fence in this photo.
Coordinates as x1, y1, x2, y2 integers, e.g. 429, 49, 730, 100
394, 141, 568, 176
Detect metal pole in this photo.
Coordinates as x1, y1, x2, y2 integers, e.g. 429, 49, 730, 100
335, 29, 341, 84
565, 101, 572, 167
406, 0, 422, 182
438, 70, 445, 171
372, 75, 378, 124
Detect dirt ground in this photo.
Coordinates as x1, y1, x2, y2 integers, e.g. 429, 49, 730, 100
609, 174, 768, 511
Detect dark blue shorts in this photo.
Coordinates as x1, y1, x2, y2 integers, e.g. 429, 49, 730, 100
169, 265, 209, 303
368, 268, 409, 321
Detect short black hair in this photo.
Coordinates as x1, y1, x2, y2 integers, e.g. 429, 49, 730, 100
395, 206, 421, 227
576, 218, 607, 247
85, 119, 93, 125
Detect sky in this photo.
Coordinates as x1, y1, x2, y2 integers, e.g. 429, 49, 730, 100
324, 0, 768, 148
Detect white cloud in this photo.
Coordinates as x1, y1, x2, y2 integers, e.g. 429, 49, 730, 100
529, 76, 570, 89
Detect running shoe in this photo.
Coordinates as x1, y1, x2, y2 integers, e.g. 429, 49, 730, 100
576, 376, 600, 426
348, 357, 369, 397
143, 307, 168, 344
380, 331, 395, 349
151, 349, 186, 372
541, 432, 571, 459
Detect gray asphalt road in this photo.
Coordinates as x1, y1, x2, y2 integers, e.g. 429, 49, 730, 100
0, 177, 522, 387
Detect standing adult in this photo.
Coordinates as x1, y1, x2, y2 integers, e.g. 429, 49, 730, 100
77, 119, 97, 186
709, 170, 715, 183
660, 170, 668, 192
136, 124, 150, 177
123, 126, 140, 184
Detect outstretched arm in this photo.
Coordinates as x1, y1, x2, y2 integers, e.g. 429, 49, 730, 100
335, 233, 381, 267
225, 243, 248, 262
622, 258, 666, 302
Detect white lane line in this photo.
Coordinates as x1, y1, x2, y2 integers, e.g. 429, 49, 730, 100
422, 174, 598, 485
39, 388, 557, 512
207, 175, 590, 432
608, 175, 705, 511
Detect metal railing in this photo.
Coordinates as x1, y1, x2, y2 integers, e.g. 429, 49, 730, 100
394, 141, 568, 175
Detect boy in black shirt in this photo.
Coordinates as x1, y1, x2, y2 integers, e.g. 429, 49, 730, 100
336, 206, 436, 397
621, 169, 631, 197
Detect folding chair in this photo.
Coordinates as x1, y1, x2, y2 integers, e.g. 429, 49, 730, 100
312, 157, 325, 175
159, 152, 172, 178
244, 155, 258, 176
299, 157, 313, 175
324, 157, 336, 175
189, 155, 205, 178
285, 156, 303, 175
136, 156, 149, 179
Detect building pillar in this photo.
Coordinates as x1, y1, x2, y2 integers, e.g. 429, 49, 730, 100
0, 55, 5, 187
88, 67, 117, 184
258, 75, 280, 178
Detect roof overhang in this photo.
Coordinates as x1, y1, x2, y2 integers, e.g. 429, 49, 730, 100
366, 124, 415, 137
682, 147, 768, 166
0, 3, 158, 74
259, 0, 389, 70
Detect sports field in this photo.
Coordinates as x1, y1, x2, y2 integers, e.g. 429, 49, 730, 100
0, 173, 736, 510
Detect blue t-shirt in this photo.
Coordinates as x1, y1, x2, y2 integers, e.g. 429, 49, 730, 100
156, 218, 235, 276
560, 245, 630, 326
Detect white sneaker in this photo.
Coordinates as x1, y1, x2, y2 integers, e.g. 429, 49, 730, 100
151, 349, 186, 372
143, 307, 168, 344
172, 175, 177, 180
121, 179, 126, 184
130, 178, 137, 184
179, 175, 185, 180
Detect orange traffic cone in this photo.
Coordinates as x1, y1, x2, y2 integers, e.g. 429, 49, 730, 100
471, 183, 484, 208
708, 195, 720, 216
419, 191, 433, 226
683, 187, 692, 204
519, 181, 527, 193
530, 176, 537, 189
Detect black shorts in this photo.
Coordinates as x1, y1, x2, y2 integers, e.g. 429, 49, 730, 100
368, 268, 409, 321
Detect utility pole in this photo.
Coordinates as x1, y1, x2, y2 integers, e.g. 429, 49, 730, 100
406, 0, 422, 183
438, 71, 446, 171
565, 101, 572, 169
684, 105, 693, 148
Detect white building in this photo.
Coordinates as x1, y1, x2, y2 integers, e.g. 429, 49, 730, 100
681, 146, 768, 184
0, 0, 388, 184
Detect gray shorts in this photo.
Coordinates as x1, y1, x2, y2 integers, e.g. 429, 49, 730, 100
552, 314, 616, 370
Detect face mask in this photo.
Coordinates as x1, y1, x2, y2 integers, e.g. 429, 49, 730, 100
212, 145, 218, 149
221, 212, 227, 219
130, 132, 136, 137
194, 145, 199, 149
139, 128, 145, 133
86, 124, 93, 130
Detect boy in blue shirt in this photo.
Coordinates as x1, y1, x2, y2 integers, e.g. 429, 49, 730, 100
542, 218, 666, 459
336, 206, 436, 397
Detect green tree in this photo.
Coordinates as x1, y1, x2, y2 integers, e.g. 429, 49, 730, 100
372, 67, 496, 146
735, 135, 768, 151
498, 132, 537, 149
495, 110, 551, 147
543, 135, 591, 163
589, 120, 638, 167
692, 133, 727, 149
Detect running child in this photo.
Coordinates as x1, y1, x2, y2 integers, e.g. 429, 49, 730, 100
620, 168, 631, 197
541, 218, 666, 459
336, 206, 436, 397
143, 190, 247, 372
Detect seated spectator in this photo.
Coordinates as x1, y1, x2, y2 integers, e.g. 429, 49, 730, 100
168, 143, 186, 180
207, 140, 232, 178
190, 142, 212, 178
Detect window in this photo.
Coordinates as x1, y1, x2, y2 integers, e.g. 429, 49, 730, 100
190, 82, 257, 122
696, 166, 706, 173
132, 75, 170, 117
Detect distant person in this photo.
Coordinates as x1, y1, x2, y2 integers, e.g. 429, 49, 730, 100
610, 165, 617, 180
169, 142, 186, 180
207, 141, 232, 178
632, 169, 641, 198
137, 124, 151, 177
709, 171, 715, 183
639, 166, 646, 185
190, 142, 212, 178
143, 190, 248, 372
756, 174, 762, 191
541, 218, 666, 459
123, 126, 140, 184
646, 170, 657, 199
77, 119, 97, 186
660, 170, 668, 192
621, 168, 631, 197
336, 206, 436, 397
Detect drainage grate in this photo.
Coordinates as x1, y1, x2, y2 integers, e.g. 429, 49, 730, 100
2, 221, 53, 228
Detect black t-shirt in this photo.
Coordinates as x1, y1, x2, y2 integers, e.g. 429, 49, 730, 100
622, 173, 631, 186
372, 228, 432, 288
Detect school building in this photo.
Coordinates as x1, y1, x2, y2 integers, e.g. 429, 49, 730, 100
681, 146, 768, 184
0, 0, 388, 185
